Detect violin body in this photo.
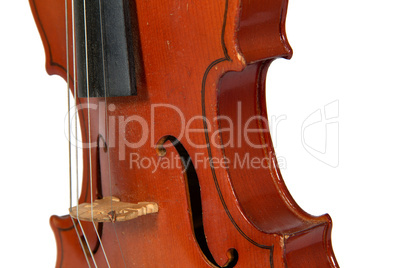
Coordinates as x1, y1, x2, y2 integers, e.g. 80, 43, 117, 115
29, 0, 338, 267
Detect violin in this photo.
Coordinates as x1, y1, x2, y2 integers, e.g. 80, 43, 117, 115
29, 0, 339, 267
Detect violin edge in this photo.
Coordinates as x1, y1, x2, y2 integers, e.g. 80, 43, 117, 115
236, 0, 293, 64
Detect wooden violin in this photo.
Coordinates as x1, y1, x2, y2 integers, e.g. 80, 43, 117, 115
29, 0, 339, 267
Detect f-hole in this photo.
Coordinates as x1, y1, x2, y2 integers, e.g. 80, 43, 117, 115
156, 135, 238, 268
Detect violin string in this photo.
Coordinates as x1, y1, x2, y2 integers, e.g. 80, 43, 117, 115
77, 220, 99, 268
73, 0, 100, 266
97, 0, 127, 265
95, 0, 129, 263
82, 0, 111, 266
112, 223, 127, 267
66, 0, 72, 214
71, 0, 78, 223
70, 216, 92, 267
97, 0, 111, 208
66, 0, 93, 266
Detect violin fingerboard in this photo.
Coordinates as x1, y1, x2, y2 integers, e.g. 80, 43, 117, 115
75, 0, 137, 98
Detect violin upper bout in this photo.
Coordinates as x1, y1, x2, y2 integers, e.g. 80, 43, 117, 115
29, 0, 70, 80
237, 0, 293, 63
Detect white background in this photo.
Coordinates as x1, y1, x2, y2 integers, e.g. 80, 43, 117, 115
1, 0, 401, 267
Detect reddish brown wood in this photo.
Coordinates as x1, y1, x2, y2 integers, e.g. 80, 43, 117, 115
29, 0, 339, 267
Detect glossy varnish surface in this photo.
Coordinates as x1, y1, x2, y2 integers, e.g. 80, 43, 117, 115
29, 0, 338, 267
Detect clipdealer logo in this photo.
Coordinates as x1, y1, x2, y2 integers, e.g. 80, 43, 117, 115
63, 100, 340, 171
301, 100, 339, 168
64, 101, 288, 162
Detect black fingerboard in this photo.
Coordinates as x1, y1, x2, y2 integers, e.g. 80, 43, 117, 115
74, 0, 137, 98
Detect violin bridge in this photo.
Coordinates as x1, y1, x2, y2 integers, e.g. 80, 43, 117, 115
69, 196, 158, 223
